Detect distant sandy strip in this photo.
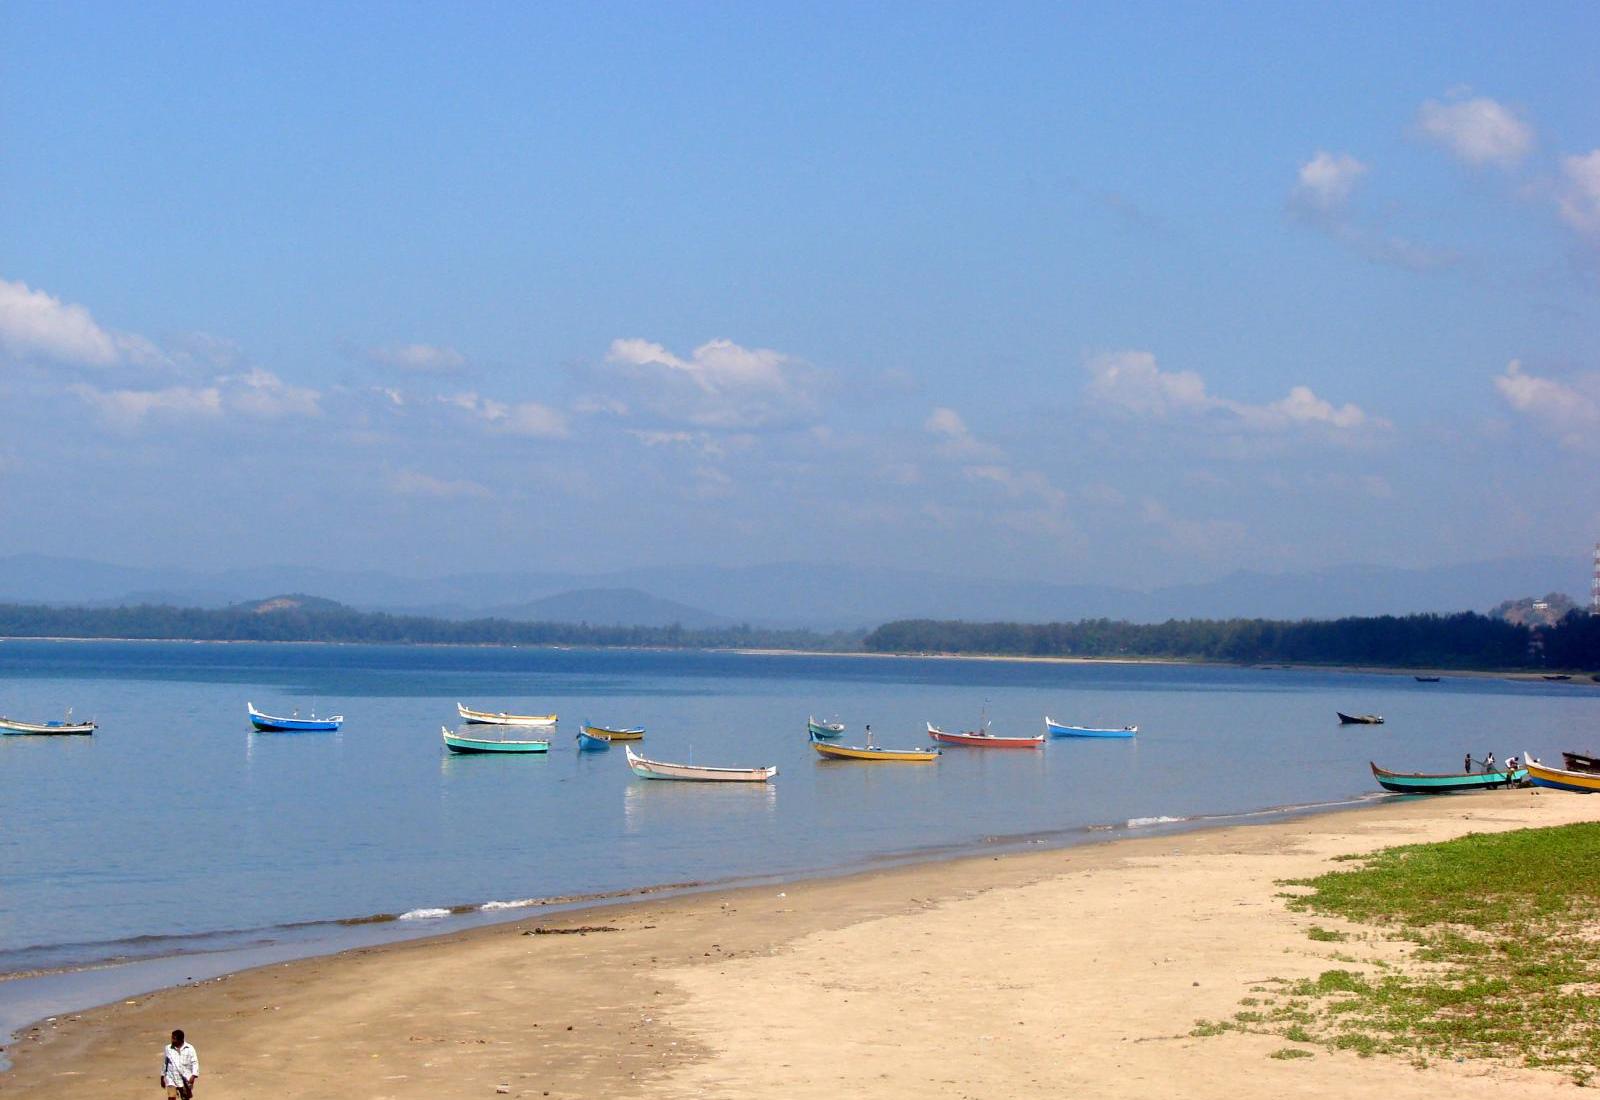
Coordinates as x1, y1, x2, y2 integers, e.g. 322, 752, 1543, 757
6, 790, 1596, 1098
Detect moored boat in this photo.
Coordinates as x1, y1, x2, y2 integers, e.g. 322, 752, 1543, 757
248, 702, 342, 732
580, 721, 644, 741
1524, 754, 1600, 793
1560, 751, 1600, 774
1543, 674, 1573, 682
442, 726, 550, 754
1337, 711, 1385, 725
1414, 676, 1442, 683
624, 745, 776, 782
810, 727, 939, 762
1044, 717, 1136, 739
926, 722, 1045, 749
1370, 760, 1524, 794
807, 716, 846, 739
457, 702, 558, 727
576, 725, 612, 752
0, 711, 96, 735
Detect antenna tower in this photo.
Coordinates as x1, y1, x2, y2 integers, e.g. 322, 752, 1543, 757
1593, 541, 1600, 614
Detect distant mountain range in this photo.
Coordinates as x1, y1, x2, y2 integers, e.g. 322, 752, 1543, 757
0, 553, 1588, 630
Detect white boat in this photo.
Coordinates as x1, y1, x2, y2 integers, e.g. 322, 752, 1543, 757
0, 711, 96, 735
457, 702, 557, 727
624, 745, 777, 783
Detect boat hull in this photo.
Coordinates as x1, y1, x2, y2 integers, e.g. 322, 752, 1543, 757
1370, 762, 1525, 794
1560, 751, 1600, 774
0, 717, 95, 735
624, 745, 776, 782
457, 703, 558, 727
1045, 717, 1135, 739
248, 704, 341, 732
926, 723, 1044, 749
807, 721, 845, 740
442, 727, 549, 754
811, 739, 939, 762
1337, 712, 1384, 725
576, 728, 611, 752
582, 723, 644, 741
1524, 757, 1600, 794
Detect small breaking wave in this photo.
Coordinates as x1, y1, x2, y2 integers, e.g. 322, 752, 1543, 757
1126, 815, 1187, 828
397, 907, 453, 921
479, 898, 540, 911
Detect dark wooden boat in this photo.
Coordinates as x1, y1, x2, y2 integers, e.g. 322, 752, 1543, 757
1338, 711, 1385, 725
1543, 674, 1573, 682
1560, 751, 1600, 774
1413, 676, 1441, 683
1371, 761, 1525, 794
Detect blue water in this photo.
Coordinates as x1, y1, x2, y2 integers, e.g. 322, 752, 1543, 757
1, 640, 1595, 984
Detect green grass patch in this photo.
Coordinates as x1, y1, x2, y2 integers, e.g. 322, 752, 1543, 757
1307, 925, 1348, 942
1261, 823, 1600, 1075
1269, 1047, 1314, 1060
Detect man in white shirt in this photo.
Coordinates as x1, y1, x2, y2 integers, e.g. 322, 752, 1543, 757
159, 1029, 199, 1099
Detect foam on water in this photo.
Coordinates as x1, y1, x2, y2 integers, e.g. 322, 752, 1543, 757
1126, 815, 1187, 828
397, 908, 452, 921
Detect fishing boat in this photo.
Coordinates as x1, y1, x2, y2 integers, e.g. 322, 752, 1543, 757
1560, 751, 1600, 774
442, 726, 550, 754
1337, 711, 1385, 725
456, 702, 558, 727
579, 721, 644, 741
624, 745, 776, 782
576, 725, 612, 752
807, 716, 846, 739
1543, 674, 1574, 682
926, 722, 1045, 749
0, 711, 96, 735
1523, 754, 1600, 794
810, 733, 940, 762
247, 702, 342, 732
1370, 760, 1525, 794
1044, 717, 1136, 739
1414, 676, 1442, 683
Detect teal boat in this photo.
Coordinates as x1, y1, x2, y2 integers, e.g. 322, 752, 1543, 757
1370, 760, 1524, 794
441, 726, 549, 754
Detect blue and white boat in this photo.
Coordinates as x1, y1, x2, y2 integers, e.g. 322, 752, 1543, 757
247, 702, 343, 732
576, 724, 612, 752
1045, 716, 1136, 739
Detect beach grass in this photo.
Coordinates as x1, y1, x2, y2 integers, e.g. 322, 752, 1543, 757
1218, 823, 1600, 1079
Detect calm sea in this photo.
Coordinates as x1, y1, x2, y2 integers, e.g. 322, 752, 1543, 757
0, 640, 1593, 1029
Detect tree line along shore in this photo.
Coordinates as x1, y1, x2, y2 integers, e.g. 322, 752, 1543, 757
1, 599, 1599, 673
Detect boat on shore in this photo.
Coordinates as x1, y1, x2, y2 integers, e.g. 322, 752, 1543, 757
807, 716, 846, 739
248, 703, 342, 732
810, 727, 939, 762
1337, 711, 1385, 725
457, 703, 558, 727
0, 711, 96, 735
1543, 674, 1574, 682
1561, 751, 1600, 773
442, 726, 550, 754
579, 721, 644, 741
926, 722, 1044, 749
1369, 760, 1525, 794
624, 745, 776, 782
1524, 754, 1600, 793
1044, 717, 1136, 739
576, 725, 612, 752
1413, 676, 1442, 683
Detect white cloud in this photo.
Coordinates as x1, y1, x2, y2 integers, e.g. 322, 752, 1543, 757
964, 464, 1067, 511
1292, 151, 1368, 213
1084, 350, 1382, 435
69, 383, 223, 427
357, 343, 468, 374
441, 391, 569, 439
924, 406, 1000, 458
1494, 359, 1600, 451
391, 470, 491, 500
1557, 150, 1600, 236
225, 368, 322, 418
603, 337, 818, 429
0, 278, 119, 366
1417, 94, 1533, 166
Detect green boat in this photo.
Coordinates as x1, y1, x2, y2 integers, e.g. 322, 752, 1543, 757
441, 726, 550, 754
1370, 760, 1524, 794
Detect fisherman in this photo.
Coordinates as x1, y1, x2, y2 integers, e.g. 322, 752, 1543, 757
159, 1030, 199, 1099
1485, 751, 1497, 775
1464, 751, 1473, 773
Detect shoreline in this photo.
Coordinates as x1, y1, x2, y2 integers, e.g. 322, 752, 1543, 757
6, 790, 1598, 1097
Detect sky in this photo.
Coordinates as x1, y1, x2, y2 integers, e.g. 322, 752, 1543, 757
1, 2, 1597, 589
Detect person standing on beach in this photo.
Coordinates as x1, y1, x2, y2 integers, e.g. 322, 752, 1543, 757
159, 1029, 199, 1099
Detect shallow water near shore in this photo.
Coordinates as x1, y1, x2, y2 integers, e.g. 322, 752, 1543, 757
0, 641, 1593, 1006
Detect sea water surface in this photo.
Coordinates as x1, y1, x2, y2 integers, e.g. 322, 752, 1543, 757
1, 640, 1594, 1029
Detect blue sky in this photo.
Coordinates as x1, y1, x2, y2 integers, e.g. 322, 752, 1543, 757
2, 3, 1597, 587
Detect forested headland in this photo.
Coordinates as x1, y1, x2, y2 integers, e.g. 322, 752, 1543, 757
863, 611, 1600, 671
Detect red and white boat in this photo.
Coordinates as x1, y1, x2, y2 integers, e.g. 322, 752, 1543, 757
926, 721, 1045, 749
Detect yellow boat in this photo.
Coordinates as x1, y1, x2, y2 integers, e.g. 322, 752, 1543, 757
581, 722, 644, 741
811, 733, 939, 763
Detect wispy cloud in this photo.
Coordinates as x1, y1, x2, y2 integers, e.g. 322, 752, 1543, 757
1557, 151, 1600, 237
70, 368, 323, 428
1085, 350, 1384, 434
1494, 359, 1600, 451
602, 337, 819, 429
390, 469, 491, 500
924, 406, 999, 458
350, 342, 468, 375
1417, 92, 1534, 167
1288, 154, 1456, 272
440, 391, 569, 439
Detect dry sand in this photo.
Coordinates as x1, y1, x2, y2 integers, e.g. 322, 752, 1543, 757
5, 788, 1597, 1098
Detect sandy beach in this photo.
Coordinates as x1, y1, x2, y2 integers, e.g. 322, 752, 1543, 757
5, 788, 1596, 1098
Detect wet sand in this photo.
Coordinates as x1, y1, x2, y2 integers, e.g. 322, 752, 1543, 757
5, 788, 1596, 1098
